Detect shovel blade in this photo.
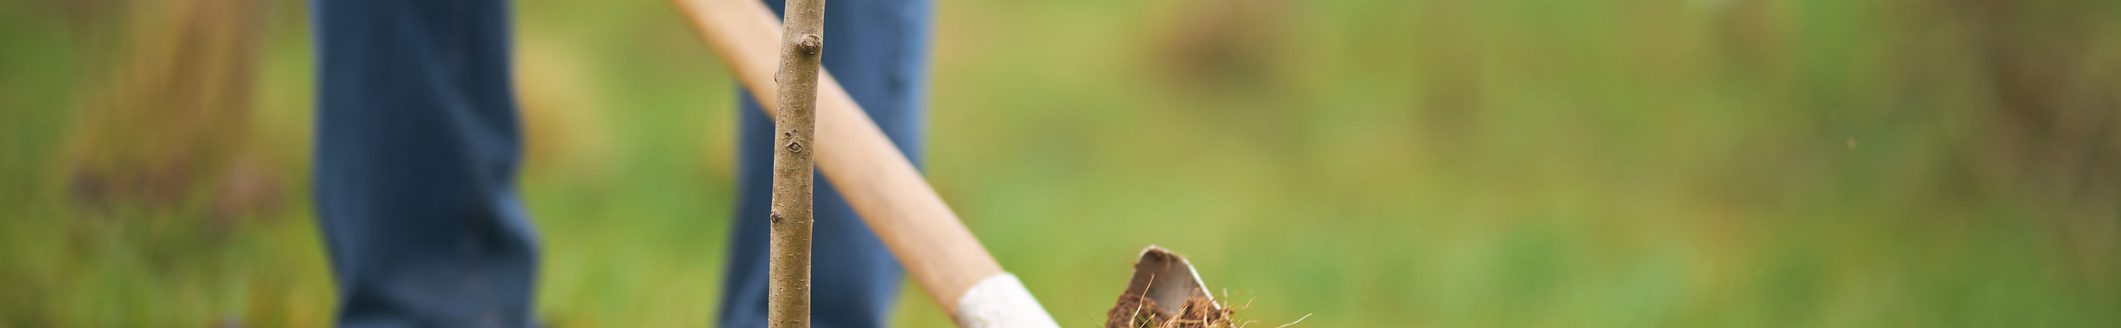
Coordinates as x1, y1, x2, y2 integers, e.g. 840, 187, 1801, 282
1120, 245, 1220, 317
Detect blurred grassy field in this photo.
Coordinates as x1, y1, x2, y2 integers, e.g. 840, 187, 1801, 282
5, 0, 2121, 326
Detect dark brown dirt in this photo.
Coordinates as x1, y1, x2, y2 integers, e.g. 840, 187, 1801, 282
1105, 290, 1234, 328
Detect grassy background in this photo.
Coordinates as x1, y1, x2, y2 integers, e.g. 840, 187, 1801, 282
4, 0, 2120, 326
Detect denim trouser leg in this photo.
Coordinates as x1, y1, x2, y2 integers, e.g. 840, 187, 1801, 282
312, 0, 538, 327
314, 0, 932, 326
716, 0, 935, 326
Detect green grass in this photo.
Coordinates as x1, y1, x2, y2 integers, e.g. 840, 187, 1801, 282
4, 0, 2119, 326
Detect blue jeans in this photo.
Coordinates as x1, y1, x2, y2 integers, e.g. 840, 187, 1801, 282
310, 0, 931, 326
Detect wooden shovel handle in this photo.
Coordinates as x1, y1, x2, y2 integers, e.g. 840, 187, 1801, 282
669, 0, 1002, 314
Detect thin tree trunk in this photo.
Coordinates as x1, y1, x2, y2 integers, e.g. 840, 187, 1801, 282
768, 0, 827, 325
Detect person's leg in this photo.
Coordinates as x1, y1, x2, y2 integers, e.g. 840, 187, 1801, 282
717, 0, 935, 326
312, 0, 538, 326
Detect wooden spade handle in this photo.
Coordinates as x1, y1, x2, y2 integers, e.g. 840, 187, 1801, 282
668, 0, 1042, 322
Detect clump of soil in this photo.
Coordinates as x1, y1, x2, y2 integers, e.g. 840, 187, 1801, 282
1106, 290, 1234, 328
1106, 246, 1238, 327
